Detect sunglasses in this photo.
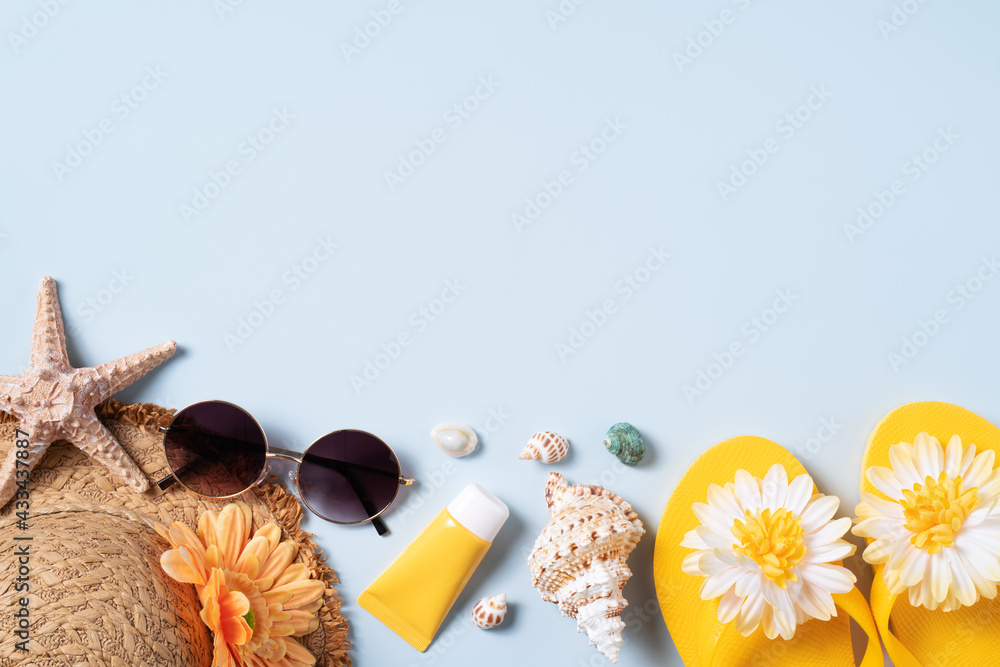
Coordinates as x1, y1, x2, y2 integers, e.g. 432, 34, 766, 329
154, 400, 414, 536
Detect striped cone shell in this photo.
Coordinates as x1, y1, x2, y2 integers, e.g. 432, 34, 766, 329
519, 431, 569, 464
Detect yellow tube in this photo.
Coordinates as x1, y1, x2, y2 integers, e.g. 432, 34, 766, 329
358, 484, 508, 651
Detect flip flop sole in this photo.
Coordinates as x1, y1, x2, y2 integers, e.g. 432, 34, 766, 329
860, 401, 1000, 666
654, 435, 856, 666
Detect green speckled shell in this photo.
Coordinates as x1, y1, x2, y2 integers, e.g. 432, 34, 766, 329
603, 422, 645, 466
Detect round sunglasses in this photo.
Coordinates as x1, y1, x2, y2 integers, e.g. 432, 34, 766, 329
154, 400, 414, 536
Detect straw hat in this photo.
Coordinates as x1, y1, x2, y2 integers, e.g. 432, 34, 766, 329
0, 400, 350, 667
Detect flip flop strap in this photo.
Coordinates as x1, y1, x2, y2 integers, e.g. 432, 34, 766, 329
831, 586, 884, 667
698, 586, 885, 666
697, 597, 729, 667
870, 565, 922, 667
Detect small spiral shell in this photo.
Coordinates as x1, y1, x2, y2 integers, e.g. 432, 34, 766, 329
519, 431, 569, 464
603, 422, 645, 466
472, 593, 507, 629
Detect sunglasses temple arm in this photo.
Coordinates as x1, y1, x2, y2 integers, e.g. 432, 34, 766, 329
156, 474, 177, 491
158, 426, 254, 492
158, 441, 395, 534
272, 447, 390, 535
301, 453, 405, 480
266, 446, 302, 463
155, 451, 217, 491
340, 466, 390, 536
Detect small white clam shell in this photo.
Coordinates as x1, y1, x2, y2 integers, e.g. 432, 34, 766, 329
519, 431, 569, 464
472, 593, 507, 629
430, 422, 478, 457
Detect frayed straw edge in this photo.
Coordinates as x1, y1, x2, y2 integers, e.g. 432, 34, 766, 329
1, 399, 352, 667
0, 397, 176, 433
260, 478, 352, 667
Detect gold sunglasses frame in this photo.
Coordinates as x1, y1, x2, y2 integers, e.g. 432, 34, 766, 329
155, 400, 414, 536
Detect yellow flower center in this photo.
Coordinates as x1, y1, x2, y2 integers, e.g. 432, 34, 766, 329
901, 472, 978, 555
732, 507, 806, 589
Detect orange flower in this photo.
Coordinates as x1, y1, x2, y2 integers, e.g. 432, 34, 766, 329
200, 569, 251, 667
156, 502, 324, 667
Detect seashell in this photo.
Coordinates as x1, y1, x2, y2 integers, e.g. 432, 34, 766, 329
472, 593, 507, 629
528, 473, 644, 663
603, 422, 644, 466
519, 431, 569, 464
430, 422, 477, 457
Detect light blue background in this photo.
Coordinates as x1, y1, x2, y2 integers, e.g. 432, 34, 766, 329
2, 1, 1000, 665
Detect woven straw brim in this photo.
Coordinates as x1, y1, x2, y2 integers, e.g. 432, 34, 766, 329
0, 400, 350, 667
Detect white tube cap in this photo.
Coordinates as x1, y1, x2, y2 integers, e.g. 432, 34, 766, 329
447, 483, 509, 543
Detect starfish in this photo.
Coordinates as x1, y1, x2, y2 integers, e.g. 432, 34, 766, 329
0, 276, 175, 508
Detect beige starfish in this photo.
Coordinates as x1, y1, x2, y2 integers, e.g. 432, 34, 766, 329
0, 276, 175, 508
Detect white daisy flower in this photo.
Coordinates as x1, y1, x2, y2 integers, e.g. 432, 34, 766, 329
681, 464, 857, 640
853, 432, 1000, 611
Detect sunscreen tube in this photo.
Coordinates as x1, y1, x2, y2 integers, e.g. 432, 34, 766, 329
357, 483, 509, 651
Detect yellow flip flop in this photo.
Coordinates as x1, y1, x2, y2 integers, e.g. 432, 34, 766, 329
654, 436, 883, 666
853, 402, 1000, 667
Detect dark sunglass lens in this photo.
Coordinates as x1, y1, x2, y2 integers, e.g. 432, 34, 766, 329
298, 430, 400, 524
163, 402, 267, 497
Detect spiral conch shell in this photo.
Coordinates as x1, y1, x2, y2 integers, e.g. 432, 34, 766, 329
519, 431, 569, 464
528, 473, 644, 663
472, 593, 507, 629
